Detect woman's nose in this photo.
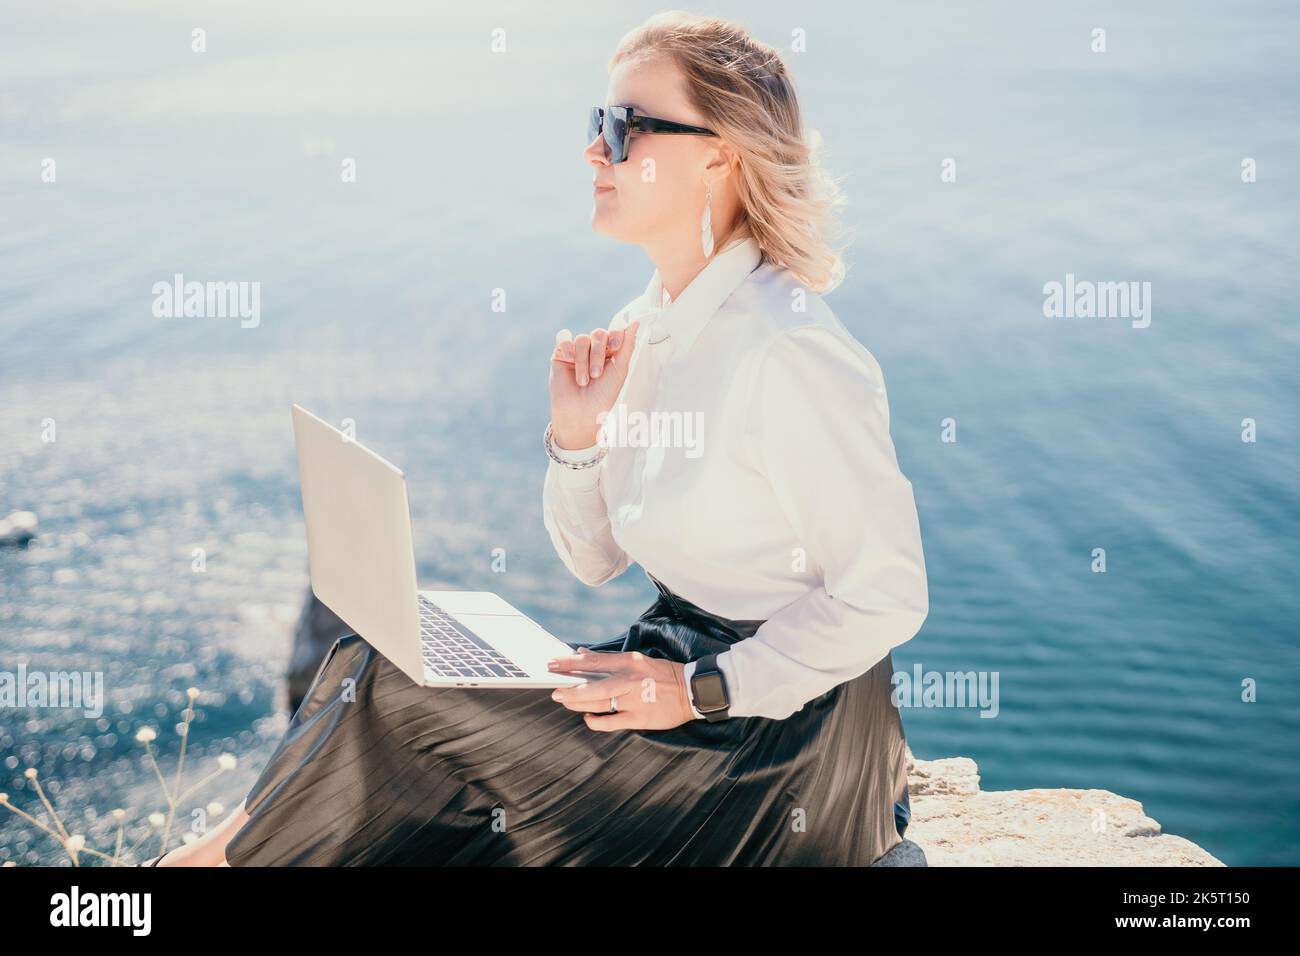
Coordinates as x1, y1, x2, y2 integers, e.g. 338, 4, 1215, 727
584, 132, 610, 167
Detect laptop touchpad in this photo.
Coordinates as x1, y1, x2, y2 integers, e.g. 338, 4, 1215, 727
429, 591, 519, 616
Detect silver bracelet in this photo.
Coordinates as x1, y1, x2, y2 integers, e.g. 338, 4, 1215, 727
544, 422, 607, 470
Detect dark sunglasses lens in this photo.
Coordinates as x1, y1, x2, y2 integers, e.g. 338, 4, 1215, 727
588, 107, 602, 143
605, 107, 628, 163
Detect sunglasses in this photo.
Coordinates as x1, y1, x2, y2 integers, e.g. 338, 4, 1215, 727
588, 105, 716, 164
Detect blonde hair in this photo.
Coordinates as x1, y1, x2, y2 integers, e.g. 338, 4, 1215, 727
609, 11, 846, 293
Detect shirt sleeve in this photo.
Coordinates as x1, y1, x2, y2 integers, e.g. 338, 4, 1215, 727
714, 325, 929, 720
542, 436, 633, 587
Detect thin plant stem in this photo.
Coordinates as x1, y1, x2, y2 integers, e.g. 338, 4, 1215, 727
1, 800, 61, 838
29, 778, 69, 842
143, 745, 172, 801
173, 707, 191, 806
5, 690, 233, 866
0, 798, 78, 865
176, 766, 227, 804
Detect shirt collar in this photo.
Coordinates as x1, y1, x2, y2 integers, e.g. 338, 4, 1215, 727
638, 235, 763, 356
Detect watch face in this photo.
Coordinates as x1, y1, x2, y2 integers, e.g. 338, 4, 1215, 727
691, 672, 727, 712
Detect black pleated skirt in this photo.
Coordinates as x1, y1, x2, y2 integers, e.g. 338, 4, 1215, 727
224, 574, 913, 866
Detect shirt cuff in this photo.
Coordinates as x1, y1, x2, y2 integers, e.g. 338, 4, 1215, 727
547, 433, 604, 490
715, 651, 739, 717
551, 437, 602, 463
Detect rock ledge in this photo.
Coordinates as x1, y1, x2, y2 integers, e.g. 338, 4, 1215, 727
904, 747, 1223, 866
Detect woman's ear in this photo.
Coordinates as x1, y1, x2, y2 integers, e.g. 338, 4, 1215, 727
704, 141, 738, 181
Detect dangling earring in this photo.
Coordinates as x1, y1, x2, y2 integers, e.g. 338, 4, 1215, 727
700, 181, 714, 258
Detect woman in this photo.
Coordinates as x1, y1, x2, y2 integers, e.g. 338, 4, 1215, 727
150, 11, 928, 867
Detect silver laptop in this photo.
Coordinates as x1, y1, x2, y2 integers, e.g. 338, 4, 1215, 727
291, 404, 602, 689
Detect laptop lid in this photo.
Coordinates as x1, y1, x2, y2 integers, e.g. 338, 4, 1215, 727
290, 404, 425, 684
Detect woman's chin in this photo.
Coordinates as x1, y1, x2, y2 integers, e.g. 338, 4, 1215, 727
589, 210, 623, 239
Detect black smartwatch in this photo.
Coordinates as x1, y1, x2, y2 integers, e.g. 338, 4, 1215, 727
688, 653, 731, 722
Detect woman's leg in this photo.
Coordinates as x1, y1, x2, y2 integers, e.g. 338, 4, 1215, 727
154, 799, 249, 866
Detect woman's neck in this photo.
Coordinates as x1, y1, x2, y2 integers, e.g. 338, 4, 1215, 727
646, 223, 742, 300
655, 253, 707, 302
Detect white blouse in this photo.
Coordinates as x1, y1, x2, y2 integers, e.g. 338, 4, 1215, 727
542, 235, 928, 721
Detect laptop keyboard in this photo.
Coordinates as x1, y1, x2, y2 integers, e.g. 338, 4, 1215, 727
418, 595, 529, 680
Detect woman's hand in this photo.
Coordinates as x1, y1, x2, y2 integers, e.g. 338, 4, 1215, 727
548, 320, 640, 449
547, 646, 695, 731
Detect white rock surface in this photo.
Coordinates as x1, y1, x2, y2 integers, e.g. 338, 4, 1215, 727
904, 747, 1223, 866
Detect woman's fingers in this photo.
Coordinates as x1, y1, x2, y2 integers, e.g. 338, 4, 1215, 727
548, 648, 655, 709
589, 328, 608, 379
547, 647, 623, 673
550, 325, 631, 371
551, 674, 641, 712
548, 648, 690, 730
552, 328, 575, 364
573, 333, 591, 386
583, 710, 645, 732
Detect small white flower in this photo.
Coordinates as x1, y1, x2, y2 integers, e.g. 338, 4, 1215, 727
175, 723, 189, 738
148, 812, 166, 828
186, 687, 200, 700
65, 835, 85, 853
135, 727, 157, 744
217, 753, 237, 771
182, 832, 199, 845
207, 801, 224, 816
23, 768, 37, 780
